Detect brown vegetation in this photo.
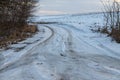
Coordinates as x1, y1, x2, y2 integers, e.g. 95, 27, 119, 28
0, 0, 38, 49
98, 0, 120, 43
0, 25, 37, 49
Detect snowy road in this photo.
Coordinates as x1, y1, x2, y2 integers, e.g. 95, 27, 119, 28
0, 14, 120, 80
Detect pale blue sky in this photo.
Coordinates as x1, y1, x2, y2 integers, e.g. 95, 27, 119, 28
36, 0, 110, 15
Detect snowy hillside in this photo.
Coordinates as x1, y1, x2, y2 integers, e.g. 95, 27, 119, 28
0, 13, 120, 80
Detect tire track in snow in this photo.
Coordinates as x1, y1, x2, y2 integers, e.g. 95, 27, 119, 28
50, 23, 120, 79
1, 21, 120, 80
0, 25, 54, 73
59, 23, 120, 59
45, 23, 87, 80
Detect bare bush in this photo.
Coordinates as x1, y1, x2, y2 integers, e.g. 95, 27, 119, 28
101, 0, 120, 43
0, 0, 37, 36
0, 0, 38, 48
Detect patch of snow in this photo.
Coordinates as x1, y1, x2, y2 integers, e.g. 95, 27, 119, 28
0, 13, 120, 80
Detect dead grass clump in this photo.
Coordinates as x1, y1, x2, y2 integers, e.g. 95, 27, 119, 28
0, 25, 37, 49
22, 25, 38, 33
100, 27, 109, 34
109, 28, 120, 43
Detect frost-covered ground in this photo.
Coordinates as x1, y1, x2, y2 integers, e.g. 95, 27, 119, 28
0, 13, 120, 80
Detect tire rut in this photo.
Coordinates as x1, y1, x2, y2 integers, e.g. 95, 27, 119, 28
0, 25, 54, 73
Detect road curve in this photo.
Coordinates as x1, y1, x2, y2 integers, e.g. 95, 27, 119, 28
0, 22, 120, 80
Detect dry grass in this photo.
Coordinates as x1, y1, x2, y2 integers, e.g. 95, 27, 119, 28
92, 26, 120, 43
109, 28, 120, 43
0, 25, 37, 49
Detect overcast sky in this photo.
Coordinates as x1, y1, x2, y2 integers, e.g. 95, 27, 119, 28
35, 0, 112, 16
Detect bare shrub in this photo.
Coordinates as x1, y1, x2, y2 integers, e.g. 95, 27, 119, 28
0, 0, 38, 48
0, 0, 37, 36
101, 0, 120, 42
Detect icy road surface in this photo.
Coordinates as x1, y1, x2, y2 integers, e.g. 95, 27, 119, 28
0, 13, 120, 80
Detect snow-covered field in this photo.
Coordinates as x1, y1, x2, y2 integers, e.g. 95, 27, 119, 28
0, 13, 120, 80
